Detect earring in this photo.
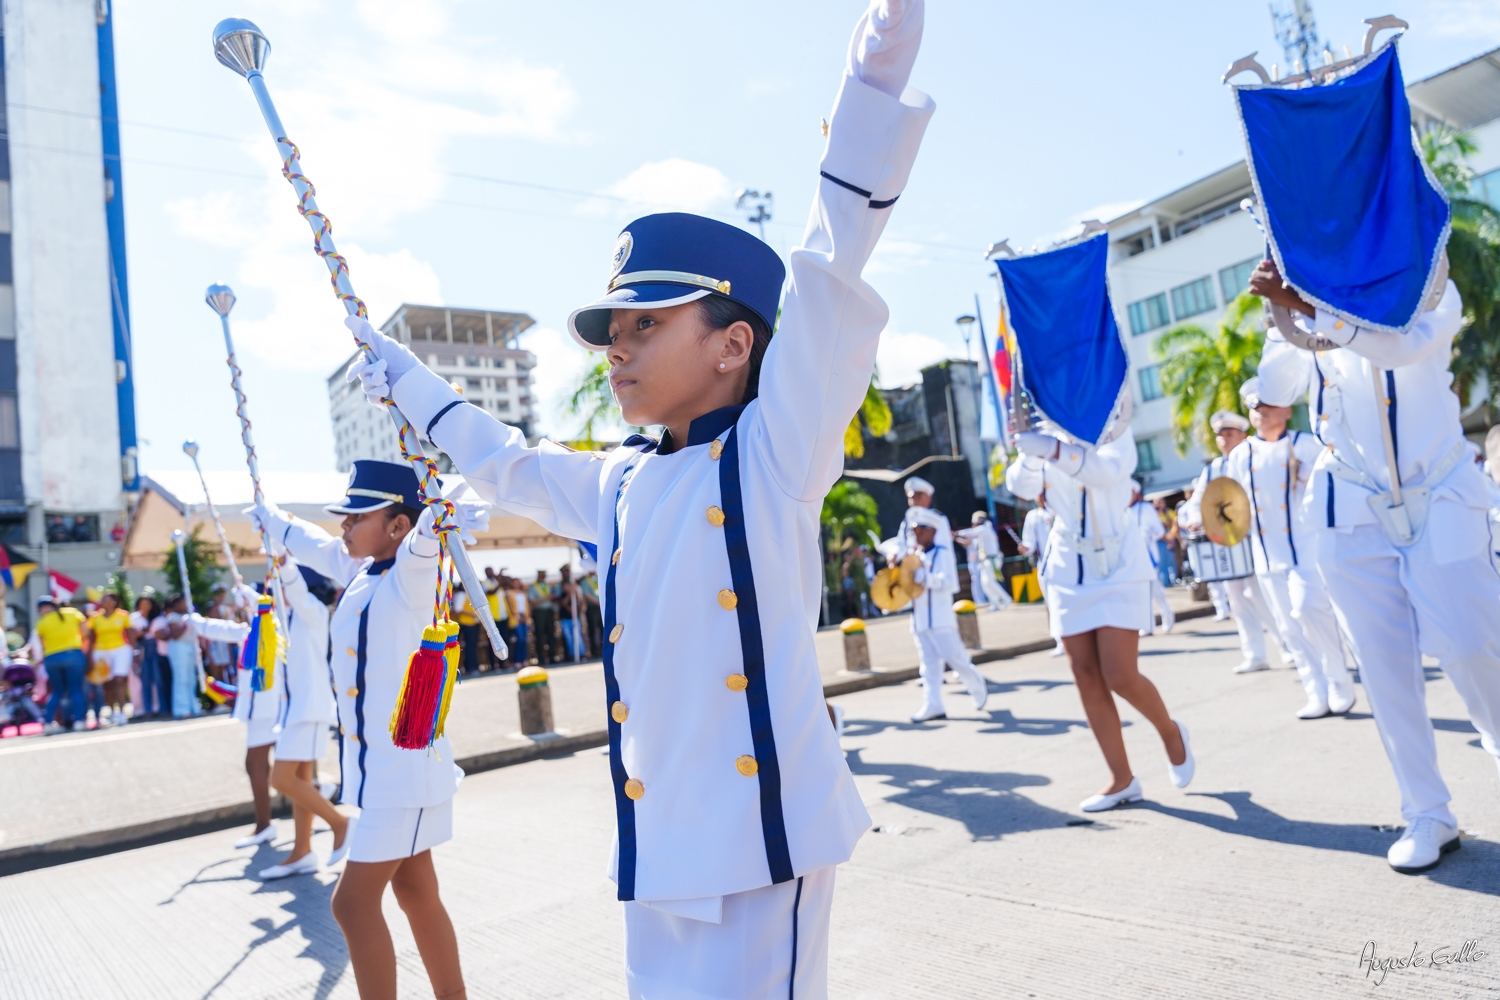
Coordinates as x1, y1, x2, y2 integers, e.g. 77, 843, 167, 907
719, 363, 726, 369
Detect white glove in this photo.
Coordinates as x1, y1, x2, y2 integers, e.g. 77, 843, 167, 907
1015, 432, 1060, 459
846, 0, 924, 99
912, 567, 927, 584
417, 500, 491, 546
231, 583, 260, 610
245, 500, 291, 556
344, 315, 423, 405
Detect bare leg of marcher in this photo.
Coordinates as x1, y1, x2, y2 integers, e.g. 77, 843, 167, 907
1093, 626, 1186, 765
245, 745, 273, 833
1063, 630, 1133, 794
270, 758, 348, 863
332, 854, 466, 1000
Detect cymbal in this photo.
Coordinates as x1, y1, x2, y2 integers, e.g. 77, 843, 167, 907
871, 554, 925, 611
1201, 476, 1251, 547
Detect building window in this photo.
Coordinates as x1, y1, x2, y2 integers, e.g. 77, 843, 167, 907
1218, 258, 1258, 304
0, 391, 17, 449
1170, 276, 1217, 321
1127, 293, 1171, 336
1136, 437, 1162, 473
1119, 230, 1154, 257
46, 514, 98, 544
1138, 364, 1164, 402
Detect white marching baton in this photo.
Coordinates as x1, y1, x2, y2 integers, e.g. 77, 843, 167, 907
212, 17, 506, 658
170, 528, 209, 694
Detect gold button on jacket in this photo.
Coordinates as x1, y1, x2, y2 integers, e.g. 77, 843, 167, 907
623, 778, 645, 800
611, 701, 628, 724
726, 673, 749, 692
709, 439, 724, 460
706, 505, 725, 527
345, 647, 356, 656
736, 755, 759, 777
718, 589, 738, 610
609, 623, 624, 643
612, 549, 621, 565
346, 686, 359, 697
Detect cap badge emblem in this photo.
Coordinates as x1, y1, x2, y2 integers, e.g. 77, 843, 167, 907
611, 232, 633, 280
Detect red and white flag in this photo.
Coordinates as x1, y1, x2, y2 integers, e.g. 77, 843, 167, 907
49, 568, 80, 603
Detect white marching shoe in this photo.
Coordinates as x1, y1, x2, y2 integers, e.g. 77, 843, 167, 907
965, 671, 989, 712
1167, 720, 1195, 788
1080, 776, 1143, 813
1387, 817, 1460, 874
1328, 681, 1357, 715
233, 824, 277, 849
259, 852, 321, 880
909, 704, 947, 723
1233, 660, 1270, 674
326, 814, 359, 866
1296, 696, 1331, 720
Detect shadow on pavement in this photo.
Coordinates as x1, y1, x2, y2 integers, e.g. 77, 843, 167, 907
845, 748, 1076, 841
1143, 791, 1500, 898
1138, 646, 1238, 657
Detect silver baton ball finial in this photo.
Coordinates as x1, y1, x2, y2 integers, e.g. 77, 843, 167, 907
213, 18, 270, 77
182, 440, 200, 459
205, 283, 237, 317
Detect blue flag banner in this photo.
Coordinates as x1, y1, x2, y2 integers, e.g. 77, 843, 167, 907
1233, 41, 1449, 334
995, 234, 1127, 446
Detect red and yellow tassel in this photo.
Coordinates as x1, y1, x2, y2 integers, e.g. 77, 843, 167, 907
435, 619, 461, 740
390, 624, 449, 750
252, 595, 277, 692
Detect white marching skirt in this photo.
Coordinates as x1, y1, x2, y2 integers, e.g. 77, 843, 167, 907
1047, 578, 1152, 638
624, 864, 837, 1000
244, 713, 279, 749
347, 797, 454, 864
274, 720, 330, 763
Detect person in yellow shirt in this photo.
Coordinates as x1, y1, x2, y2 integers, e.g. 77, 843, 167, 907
35, 597, 89, 734
87, 592, 135, 725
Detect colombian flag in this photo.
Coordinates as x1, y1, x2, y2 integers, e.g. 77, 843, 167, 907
0, 544, 37, 590
993, 307, 1013, 396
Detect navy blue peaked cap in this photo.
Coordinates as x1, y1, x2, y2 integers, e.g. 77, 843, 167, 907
568, 212, 786, 349
326, 459, 422, 514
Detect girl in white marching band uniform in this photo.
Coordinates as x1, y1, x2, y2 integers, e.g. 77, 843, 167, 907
252, 460, 487, 1000
1226, 376, 1355, 720
345, 4, 932, 993
1006, 421, 1195, 812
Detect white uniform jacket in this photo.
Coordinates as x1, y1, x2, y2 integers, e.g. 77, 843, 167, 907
910, 541, 959, 632
276, 559, 336, 730
1256, 281, 1493, 531
278, 516, 462, 811
954, 522, 1000, 564
1129, 500, 1164, 567
1225, 432, 1322, 575
1020, 508, 1052, 568
1004, 427, 1153, 587
897, 505, 953, 552
187, 614, 278, 724
390, 74, 933, 905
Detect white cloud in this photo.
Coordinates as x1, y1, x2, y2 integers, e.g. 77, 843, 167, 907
876, 327, 954, 388
1426, 1, 1500, 38
603, 159, 735, 215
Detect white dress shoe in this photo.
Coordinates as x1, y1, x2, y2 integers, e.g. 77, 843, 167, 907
233, 824, 277, 849
1387, 817, 1460, 874
1212, 611, 1231, 622
326, 814, 359, 866
1080, 776, 1143, 812
259, 852, 321, 880
1049, 644, 1065, 658
909, 705, 947, 723
1296, 696, 1331, 720
1328, 682, 1357, 715
965, 671, 989, 712
1233, 660, 1270, 674
1167, 720, 1195, 788
831, 702, 846, 737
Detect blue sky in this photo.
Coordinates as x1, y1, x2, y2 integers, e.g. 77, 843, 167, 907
113, 0, 1500, 474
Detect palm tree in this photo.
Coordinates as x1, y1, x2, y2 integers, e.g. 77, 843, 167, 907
819, 479, 881, 601
1153, 292, 1264, 457
1420, 127, 1500, 410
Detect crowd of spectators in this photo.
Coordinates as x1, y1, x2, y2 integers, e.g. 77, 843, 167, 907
453, 565, 604, 674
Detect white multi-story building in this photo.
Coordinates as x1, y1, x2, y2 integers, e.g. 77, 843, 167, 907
1101, 45, 1500, 491
328, 304, 537, 472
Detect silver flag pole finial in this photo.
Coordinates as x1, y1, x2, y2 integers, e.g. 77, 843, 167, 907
205, 283, 237, 317
182, 440, 200, 459
213, 18, 270, 77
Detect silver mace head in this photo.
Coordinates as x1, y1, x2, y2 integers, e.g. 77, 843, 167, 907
205, 283, 236, 317
213, 18, 270, 77
171, 529, 186, 545
182, 440, 200, 460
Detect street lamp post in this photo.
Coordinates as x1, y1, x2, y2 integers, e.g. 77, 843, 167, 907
734, 189, 773, 241
956, 314, 996, 522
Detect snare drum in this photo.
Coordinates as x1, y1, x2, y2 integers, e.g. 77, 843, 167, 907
1183, 533, 1253, 582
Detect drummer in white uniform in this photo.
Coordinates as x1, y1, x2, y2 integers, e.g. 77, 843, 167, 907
907, 507, 990, 722
1006, 419, 1194, 812
1253, 257, 1500, 874
891, 475, 952, 558
1180, 411, 1287, 673
342, 3, 933, 993
955, 511, 1012, 611
1227, 376, 1355, 720
252, 460, 488, 999
1128, 481, 1174, 636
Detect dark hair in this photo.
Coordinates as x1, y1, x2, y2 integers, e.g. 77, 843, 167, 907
382, 504, 423, 531
696, 295, 773, 403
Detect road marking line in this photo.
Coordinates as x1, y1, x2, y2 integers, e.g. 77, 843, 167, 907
0, 717, 235, 756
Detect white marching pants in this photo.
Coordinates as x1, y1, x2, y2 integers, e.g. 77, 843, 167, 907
1224, 575, 1282, 667
625, 865, 836, 999
1209, 581, 1232, 618
1316, 509, 1500, 826
1255, 567, 1350, 703
1146, 579, 1175, 633
916, 627, 987, 713
970, 558, 1011, 609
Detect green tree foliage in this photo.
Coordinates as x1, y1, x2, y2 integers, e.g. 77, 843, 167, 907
843, 377, 893, 459
820, 480, 881, 592
1420, 127, 1500, 407
104, 569, 134, 612
563, 357, 617, 450
160, 525, 222, 612
1154, 292, 1264, 457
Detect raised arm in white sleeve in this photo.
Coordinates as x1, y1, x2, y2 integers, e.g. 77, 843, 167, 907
752, 2, 934, 501
188, 614, 250, 644
1302, 280, 1462, 369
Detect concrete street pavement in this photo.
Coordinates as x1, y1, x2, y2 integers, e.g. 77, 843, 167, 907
2, 616, 1496, 998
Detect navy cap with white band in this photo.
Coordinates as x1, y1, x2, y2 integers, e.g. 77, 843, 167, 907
326, 459, 423, 514
567, 213, 787, 350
